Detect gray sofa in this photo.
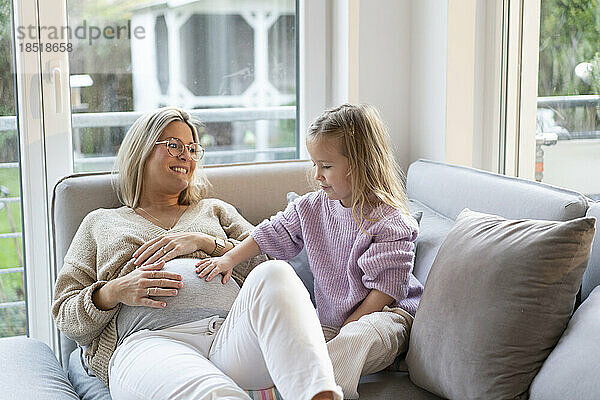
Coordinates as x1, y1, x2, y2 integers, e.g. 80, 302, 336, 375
1, 159, 599, 399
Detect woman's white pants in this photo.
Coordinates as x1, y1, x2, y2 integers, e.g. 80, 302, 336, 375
108, 260, 342, 400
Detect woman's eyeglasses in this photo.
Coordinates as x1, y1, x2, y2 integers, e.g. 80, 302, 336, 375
155, 137, 205, 161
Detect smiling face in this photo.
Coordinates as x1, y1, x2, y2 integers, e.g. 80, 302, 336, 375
307, 137, 353, 207
141, 121, 197, 200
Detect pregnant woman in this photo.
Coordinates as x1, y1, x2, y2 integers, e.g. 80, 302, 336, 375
52, 107, 342, 400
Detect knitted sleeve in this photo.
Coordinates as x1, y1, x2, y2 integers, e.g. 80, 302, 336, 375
51, 213, 120, 346
251, 197, 305, 260
213, 199, 268, 282
357, 215, 418, 301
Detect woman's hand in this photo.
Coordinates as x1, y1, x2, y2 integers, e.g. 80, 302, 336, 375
94, 261, 183, 310
133, 232, 211, 266
195, 256, 236, 284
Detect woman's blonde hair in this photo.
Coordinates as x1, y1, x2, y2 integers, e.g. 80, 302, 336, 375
307, 103, 409, 227
112, 107, 210, 208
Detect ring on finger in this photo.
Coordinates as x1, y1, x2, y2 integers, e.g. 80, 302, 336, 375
162, 247, 167, 255
146, 287, 152, 297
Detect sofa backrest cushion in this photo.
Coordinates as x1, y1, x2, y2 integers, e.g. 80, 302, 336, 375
407, 159, 588, 221
529, 286, 600, 400
406, 199, 454, 284
52, 160, 313, 368
406, 159, 591, 289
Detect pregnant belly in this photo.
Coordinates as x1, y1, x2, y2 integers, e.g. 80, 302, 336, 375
116, 258, 240, 342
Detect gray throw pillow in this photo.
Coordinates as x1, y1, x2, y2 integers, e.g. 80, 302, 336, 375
529, 285, 600, 399
406, 209, 595, 400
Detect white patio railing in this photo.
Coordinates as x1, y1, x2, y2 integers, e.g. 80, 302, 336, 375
0, 106, 295, 131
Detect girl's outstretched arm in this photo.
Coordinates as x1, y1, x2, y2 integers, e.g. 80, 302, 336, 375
195, 236, 262, 283
341, 289, 394, 327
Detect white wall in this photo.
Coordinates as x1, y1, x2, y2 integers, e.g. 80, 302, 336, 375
356, 0, 411, 170
445, 0, 476, 166
339, 1, 450, 170
354, 1, 498, 171
408, 0, 448, 166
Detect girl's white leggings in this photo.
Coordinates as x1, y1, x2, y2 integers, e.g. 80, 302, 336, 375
108, 260, 343, 400
325, 306, 413, 399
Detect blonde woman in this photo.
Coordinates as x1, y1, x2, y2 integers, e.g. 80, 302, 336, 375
197, 104, 424, 399
52, 107, 341, 400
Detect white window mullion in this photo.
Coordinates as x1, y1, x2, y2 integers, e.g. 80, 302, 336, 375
475, 0, 504, 173
516, 0, 540, 179
38, 0, 74, 357
500, 0, 523, 177
501, 0, 540, 179
12, 0, 53, 349
38, 0, 73, 186
298, 0, 328, 159
12, 0, 73, 351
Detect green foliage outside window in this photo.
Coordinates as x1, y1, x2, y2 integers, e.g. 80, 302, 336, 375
538, 0, 600, 132
538, 0, 600, 96
0, 0, 25, 337
0, 0, 15, 117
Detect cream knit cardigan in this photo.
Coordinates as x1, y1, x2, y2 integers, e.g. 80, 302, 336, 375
52, 198, 267, 385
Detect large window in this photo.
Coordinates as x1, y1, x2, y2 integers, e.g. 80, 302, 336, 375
0, 0, 26, 338
535, 0, 600, 198
66, 0, 297, 172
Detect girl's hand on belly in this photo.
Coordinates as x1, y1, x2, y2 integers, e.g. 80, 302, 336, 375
195, 256, 236, 284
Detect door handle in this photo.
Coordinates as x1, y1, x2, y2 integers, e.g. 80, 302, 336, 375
52, 67, 62, 114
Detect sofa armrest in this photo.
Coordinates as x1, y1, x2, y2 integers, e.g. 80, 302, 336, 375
0, 337, 79, 399
529, 286, 600, 399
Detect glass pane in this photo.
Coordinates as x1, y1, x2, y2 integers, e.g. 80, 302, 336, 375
67, 0, 297, 172
0, 0, 27, 337
536, 0, 600, 198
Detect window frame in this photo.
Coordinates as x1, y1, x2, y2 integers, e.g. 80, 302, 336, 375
298, 0, 327, 159
444, 0, 540, 178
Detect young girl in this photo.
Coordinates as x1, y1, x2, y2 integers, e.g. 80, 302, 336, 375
196, 103, 423, 399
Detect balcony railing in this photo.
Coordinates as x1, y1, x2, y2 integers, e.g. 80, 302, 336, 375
537, 94, 600, 108
537, 95, 600, 140
0, 267, 24, 274
0, 301, 25, 310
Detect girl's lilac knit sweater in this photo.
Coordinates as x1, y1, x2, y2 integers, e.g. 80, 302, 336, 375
252, 190, 424, 327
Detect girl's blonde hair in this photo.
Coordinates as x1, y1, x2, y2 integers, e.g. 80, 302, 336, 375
307, 103, 409, 227
112, 106, 210, 208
